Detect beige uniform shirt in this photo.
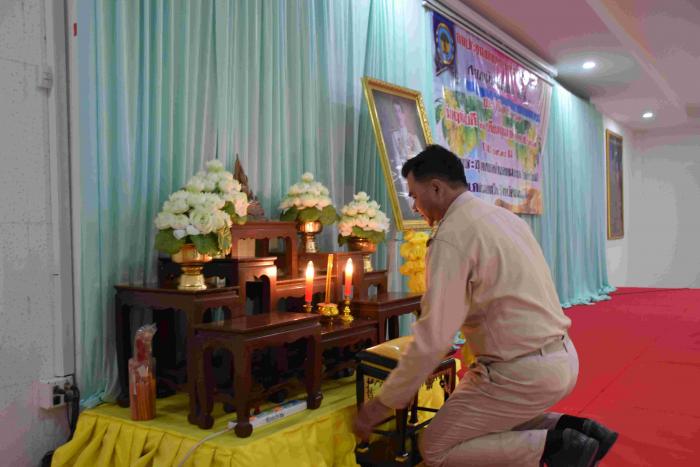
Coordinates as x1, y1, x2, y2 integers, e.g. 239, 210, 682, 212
378, 191, 571, 409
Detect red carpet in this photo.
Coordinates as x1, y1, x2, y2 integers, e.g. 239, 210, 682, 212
551, 287, 700, 466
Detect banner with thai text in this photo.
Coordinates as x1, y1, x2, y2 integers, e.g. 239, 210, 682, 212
432, 13, 552, 214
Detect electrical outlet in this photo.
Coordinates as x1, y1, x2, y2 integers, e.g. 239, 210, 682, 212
37, 377, 72, 409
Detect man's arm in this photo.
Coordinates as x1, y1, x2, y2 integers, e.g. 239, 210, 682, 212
377, 239, 471, 409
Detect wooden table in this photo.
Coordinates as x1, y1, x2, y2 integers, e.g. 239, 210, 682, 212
114, 284, 242, 406
353, 292, 422, 343
189, 312, 322, 437
320, 317, 378, 378
230, 221, 298, 278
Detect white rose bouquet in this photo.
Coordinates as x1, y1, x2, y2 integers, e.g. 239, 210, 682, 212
186, 160, 249, 225
154, 160, 248, 256
337, 192, 390, 245
278, 172, 338, 225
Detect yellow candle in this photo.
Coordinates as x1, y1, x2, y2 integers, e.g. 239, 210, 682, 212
324, 254, 334, 303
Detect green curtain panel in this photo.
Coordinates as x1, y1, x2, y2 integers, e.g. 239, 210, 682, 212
78, 0, 217, 406
525, 83, 615, 307
77, 0, 612, 405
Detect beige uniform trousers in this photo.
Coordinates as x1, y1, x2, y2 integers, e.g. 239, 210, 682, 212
420, 337, 579, 467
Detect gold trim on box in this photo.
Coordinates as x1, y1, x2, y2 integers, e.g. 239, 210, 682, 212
362, 76, 432, 232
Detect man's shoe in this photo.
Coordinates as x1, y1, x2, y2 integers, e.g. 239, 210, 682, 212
580, 419, 618, 464
545, 428, 599, 467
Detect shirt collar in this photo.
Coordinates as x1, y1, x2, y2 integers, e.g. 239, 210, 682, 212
428, 190, 472, 244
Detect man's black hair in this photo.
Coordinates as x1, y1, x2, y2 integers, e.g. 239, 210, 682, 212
401, 144, 467, 186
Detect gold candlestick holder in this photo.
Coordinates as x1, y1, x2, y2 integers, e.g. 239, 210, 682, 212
340, 299, 354, 323
317, 302, 339, 320
303, 302, 313, 313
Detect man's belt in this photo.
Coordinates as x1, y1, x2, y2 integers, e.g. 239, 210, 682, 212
518, 334, 569, 359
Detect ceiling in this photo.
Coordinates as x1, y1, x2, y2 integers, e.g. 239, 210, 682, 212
458, 0, 700, 131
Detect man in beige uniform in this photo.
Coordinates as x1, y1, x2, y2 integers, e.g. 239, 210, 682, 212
354, 145, 617, 467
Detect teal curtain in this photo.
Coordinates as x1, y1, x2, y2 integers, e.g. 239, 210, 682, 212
78, 0, 612, 404
525, 83, 615, 307
78, 0, 217, 405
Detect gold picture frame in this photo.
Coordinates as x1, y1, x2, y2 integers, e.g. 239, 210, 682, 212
605, 129, 624, 239
362, 77, 432, 231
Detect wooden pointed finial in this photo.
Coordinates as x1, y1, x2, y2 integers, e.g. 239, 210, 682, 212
233, 153, 265, 218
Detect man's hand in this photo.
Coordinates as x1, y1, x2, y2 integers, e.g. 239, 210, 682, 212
353, 398, 394, 441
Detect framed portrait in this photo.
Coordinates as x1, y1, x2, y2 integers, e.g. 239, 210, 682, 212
605, 129, 624, 239
362, 76, 432, 231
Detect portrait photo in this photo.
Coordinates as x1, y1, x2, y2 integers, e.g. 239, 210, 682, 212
606, 129, 624, 239
362, 77, 432, 230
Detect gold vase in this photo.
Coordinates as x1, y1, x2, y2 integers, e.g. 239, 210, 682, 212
171, 244, 212, 290
297, 220, 323, 253
347, 236, 376, 272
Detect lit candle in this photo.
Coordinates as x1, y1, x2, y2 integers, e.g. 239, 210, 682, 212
324, 254, 334, 303
305, 261, 314, 303
344, 258, 353, 299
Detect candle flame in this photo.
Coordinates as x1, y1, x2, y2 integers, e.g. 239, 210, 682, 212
345, 258, 353, 276
305, 260, 314, 280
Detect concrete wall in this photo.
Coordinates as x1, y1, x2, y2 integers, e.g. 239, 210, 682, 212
0, 0, 72, 464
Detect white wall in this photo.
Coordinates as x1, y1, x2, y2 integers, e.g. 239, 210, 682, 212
625, 126, 700, 288
603, 117, 634, 287
0, 0, 72, 464
604, 114, 700, 288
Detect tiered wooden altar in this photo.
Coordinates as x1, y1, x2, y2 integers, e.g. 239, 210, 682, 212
55, 221, 432, 466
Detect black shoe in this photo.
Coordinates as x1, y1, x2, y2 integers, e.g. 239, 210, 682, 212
580, 419, 618, 464
545, 428, 599, 467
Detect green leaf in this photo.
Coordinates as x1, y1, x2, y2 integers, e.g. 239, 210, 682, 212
352, 226, 366, 237
154, 229, 185, 255
223, 202, 236, 217
234, 215, 247, 225
280, 207, 298, 221
191, 233, 220, 255
318, 205, 338, 225
337, 234, 349, 246
217, 228, 232, 252
298, 207, 322, 222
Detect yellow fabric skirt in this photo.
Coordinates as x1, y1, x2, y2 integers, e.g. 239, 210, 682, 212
52, 374, 449, 467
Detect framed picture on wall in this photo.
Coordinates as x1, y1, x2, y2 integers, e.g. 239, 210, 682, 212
606, 129, 624, 239
362, 76, 432, 231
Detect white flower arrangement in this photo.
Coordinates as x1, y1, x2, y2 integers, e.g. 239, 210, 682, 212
279, 172, 338, 225
337, 192, 390, 245
154, 160, 249, 256
187, 160, 249, 223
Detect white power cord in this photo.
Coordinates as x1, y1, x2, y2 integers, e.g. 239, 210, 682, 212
176, 426, 234, 467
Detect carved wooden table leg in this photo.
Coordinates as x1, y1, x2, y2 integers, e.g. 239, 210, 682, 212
195, 344, 215, 429
233, 343, 253, 437
305, 331, 323, 409
115, 294, 131, 407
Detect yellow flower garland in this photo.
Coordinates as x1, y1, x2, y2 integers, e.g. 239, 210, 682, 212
399, 231, 430, 293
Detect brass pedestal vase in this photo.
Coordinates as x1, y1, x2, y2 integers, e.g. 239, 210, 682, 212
297, 220, 323, 253
347, 236, 376, 272
171, 244, 212, 290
